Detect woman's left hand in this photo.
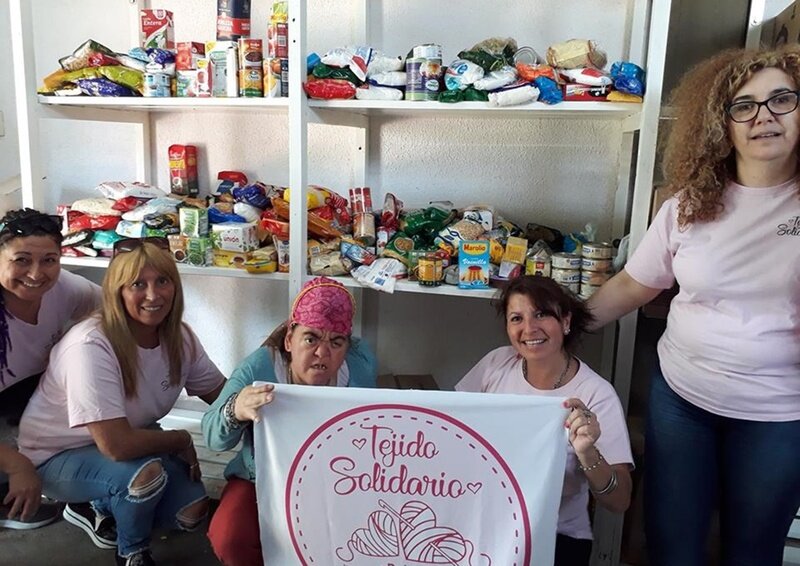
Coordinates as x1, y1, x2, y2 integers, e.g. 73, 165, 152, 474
563, 398, 601, 457
4, 462, 42, 521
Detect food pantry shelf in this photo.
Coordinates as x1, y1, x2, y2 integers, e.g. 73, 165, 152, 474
308, 99, 642, 121
319, 274, 501, 300
38, 95, 289, 112
60, 256, 290, 281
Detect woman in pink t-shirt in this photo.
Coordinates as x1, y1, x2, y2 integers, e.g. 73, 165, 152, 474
456, 275, 633, 566
0, 208, 100, 531
18, 239, 226, 566
589, 48, 800, 566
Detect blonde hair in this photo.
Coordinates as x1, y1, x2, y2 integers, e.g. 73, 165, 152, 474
101, 243, 188, 398
663, 46, 800, 227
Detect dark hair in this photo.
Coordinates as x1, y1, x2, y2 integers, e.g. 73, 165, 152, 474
0, 208, 63, 248
496, 275, 595, 353
264, 321, 292, 364
0, 209, 64, 385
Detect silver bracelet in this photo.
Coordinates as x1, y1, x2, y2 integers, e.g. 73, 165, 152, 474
591, 468, 619, 496
223, 392, 244, 429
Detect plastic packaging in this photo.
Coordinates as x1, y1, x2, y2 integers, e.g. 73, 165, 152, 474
304, 79, 356, 100
367, 54, 404, 76
488, 84, 539, 107
559, 67, 612, 87
368, 71, 407, 88
59, 40, 116, 71
96, 181, 165, 200
534, 76, 563, 105
75, 78, 137, 97
356, 85, 403, 100
321, 46, 373, 82
444, 59, 484, 91
473, 66, 517, 91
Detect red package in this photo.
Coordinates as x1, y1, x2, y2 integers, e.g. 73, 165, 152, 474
303, 79, 356, 100
260, 217, 290, 240
516, 63, 556, 83
112, 196, 142, 212
88, 52, 120, 67
69, 214, 121, 232
381, 192, 402, 231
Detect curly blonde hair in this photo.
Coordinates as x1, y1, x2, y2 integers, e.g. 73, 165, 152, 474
663, 46, 800, 227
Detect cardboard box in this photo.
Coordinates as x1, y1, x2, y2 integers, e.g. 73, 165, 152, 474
211, 222, 259, 252
176, 42, 205, 71
377, 374, 440, 390
140, 9, 174, 50
764, 1, 800, 48
458, 240, 490, 289
212, 249, 253, 268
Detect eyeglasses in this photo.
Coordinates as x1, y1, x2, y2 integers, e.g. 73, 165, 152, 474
112, 237, 171, 258
0, 214, 62, 237
725, 90, 800, 123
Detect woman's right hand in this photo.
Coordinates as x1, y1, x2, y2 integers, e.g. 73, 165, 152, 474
174, 430, 201, 482
234, 383, 275, 423
4, 459, 42, 521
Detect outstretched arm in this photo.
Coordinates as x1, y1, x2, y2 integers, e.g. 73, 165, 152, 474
587, 270, 662, 330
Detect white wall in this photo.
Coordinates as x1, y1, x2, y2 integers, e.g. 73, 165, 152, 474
0, 0, 20, 184
13, 0, 636, 385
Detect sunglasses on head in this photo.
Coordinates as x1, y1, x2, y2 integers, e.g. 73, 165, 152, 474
112, 237, 171, 258
0, 214, 63, 237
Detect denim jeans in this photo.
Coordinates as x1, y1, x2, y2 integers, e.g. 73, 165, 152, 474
645, 363, 800, 566
37, 444, 207, 557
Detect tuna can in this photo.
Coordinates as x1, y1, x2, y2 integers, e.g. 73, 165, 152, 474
551, 268, 581, 284
525, 255, 551, 277
551, 252, 582, 269
581, 257, 613, 272
581, 242, 614, 259
579, 283, 602, 299
143, 72, 171, 97
580, 270, 611, 286
562, 282, 580, 294
416, 254, 444, 287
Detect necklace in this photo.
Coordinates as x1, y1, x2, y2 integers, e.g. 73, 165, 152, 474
523, 354, 572, 389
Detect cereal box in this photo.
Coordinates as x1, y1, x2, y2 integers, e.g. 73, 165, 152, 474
458, 240, 490, 289
140, 10, 174, 50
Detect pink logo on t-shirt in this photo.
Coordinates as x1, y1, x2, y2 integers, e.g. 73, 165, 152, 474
285, 404, 531, 565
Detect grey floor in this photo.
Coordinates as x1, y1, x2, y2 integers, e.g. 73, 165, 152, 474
0, 512, 221, 566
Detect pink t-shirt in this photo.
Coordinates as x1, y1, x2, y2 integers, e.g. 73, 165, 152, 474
18, 317, 225, 466
455, 346, 633, 540
1, 270, 100, 391
625, 179, 800, 421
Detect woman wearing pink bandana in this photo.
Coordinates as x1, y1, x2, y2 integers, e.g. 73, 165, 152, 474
202, 277, 377, 566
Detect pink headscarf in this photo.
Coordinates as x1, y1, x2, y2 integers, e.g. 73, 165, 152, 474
290, 277, 355, 335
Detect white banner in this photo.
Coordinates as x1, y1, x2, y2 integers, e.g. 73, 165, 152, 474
253, 384, 569, 566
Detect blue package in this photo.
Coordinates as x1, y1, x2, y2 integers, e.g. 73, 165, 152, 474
533, 76, 563, 105
307, 52, 321, 74
146, 48, 175, 65
128, 47, 150, 62
208, 206, 247, 224
74, 78, 137, 97
610, 61, 646, 95
233, 184, 270, 210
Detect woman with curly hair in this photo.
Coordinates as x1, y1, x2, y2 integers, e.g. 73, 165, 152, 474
457, 275, 633, 566
588, 47, 800, 566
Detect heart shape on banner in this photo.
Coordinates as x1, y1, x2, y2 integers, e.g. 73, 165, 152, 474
351, 438, 367, 450
466, 482, 483, 495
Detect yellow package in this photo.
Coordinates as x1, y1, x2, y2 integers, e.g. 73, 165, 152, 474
488, 238, 504, 264
607, 91, 643, 103
503, 236, 528, 265
283, 185, 330, 209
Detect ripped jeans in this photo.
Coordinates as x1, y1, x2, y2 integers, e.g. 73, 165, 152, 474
37, 444, 208, 556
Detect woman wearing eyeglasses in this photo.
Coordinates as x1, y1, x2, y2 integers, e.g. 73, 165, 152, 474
202, 276, 377, 566
588, 48, 800, 566
17, 239, 226, 566
0, 208, 100, 531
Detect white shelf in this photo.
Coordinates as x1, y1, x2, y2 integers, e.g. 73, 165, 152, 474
60, 256, 290, 281
308, 99, 642, 120
38, 95, 289, 112
317, 275, 500, 300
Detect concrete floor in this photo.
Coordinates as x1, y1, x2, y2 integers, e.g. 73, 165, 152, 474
0, 510, 221, 566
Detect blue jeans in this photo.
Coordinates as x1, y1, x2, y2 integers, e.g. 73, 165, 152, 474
645, 364, 800, 566
37, 444, 207, 556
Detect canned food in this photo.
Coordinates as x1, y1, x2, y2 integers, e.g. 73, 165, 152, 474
561, 282, 580, 294
581, 257, 613, 272
551, 268, 580, 284
581, 242, 614, 259
416, 254, 443, 287
525, 256, 551, 277
551, 252, 582, 269
580, 270, 611, 286
353, 212, 376, 247
579, 283, 602, 299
